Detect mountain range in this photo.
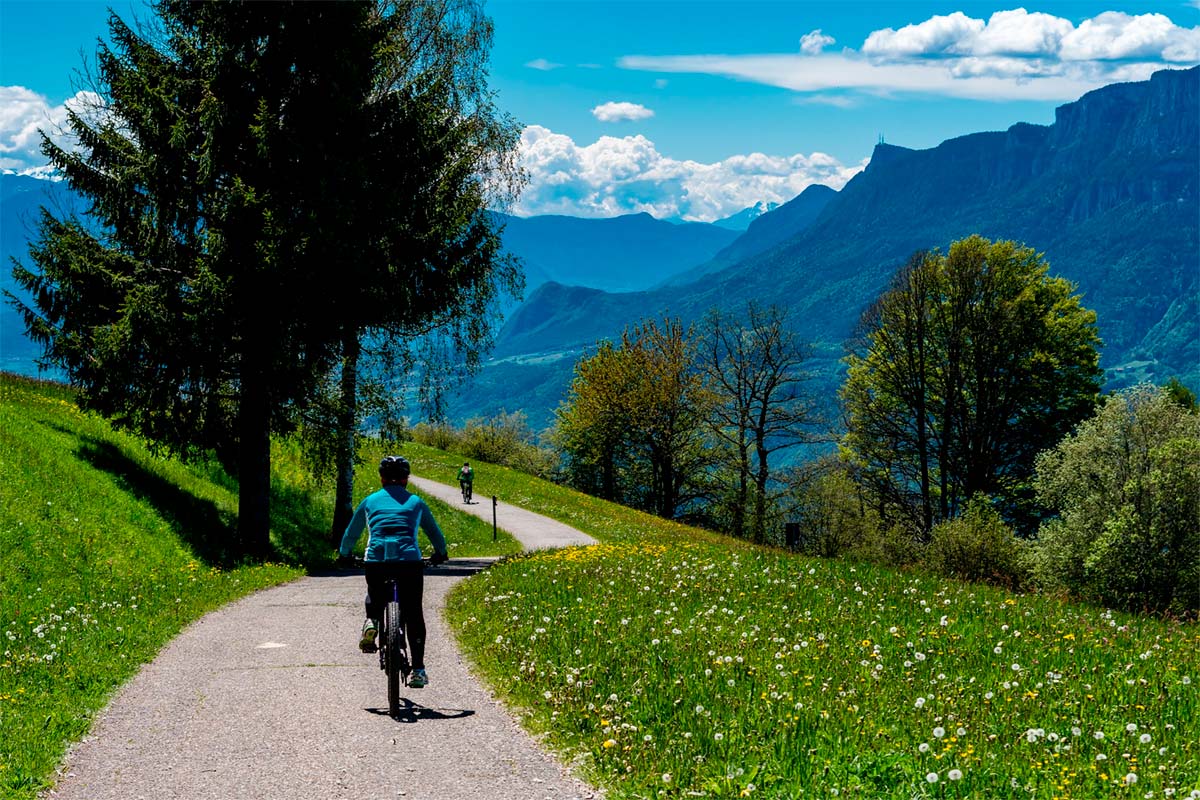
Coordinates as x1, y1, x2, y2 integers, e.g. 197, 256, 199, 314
3, 68, 1196, 433
0, 174, 82, 376
452, 66, 1198, 429
494, 211, 739, 295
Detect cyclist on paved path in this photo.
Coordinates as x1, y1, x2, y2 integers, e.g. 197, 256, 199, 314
338, 456, 447, 688
458, 461, 474, 501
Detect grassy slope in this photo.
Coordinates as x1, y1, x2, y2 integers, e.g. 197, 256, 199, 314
424, 442, 1200, 799
0, 376, 519, 798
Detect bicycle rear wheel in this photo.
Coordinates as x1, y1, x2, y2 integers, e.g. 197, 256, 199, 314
384, 600, 405, 715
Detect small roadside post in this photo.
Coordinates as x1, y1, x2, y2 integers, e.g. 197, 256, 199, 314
492, 495, 498, 542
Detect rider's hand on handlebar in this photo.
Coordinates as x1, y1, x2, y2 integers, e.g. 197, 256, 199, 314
429, 552, 448, 566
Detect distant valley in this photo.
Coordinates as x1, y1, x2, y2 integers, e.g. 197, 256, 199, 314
3, 68, 1197, 433
454, 66, 1198, 429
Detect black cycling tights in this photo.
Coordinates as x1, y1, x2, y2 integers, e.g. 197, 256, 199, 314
364, 561, 426, 669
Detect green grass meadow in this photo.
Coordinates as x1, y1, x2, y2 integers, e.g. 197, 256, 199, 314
0, 374, 516, 798
431, 443, 1200, 799
3, 378, 1197, 800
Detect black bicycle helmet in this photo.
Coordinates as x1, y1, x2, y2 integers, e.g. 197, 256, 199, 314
378, 455, 411, 481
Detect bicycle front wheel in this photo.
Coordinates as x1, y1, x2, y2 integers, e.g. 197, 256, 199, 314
384, 600, 404, 715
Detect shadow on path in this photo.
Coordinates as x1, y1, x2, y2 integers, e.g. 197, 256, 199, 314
366, 699, 477, 724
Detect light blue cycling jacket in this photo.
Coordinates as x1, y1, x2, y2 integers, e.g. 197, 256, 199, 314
339, 485, 447, 562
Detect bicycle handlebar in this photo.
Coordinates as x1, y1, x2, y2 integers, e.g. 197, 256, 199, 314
342, 555, 446, 568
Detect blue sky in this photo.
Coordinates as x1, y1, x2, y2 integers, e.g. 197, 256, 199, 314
3, 0, 1198, 220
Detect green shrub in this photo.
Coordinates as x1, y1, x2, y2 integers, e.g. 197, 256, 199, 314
410, 421, 460, 452
924, 496, 1029, 588
1031, 384, 1200, 615
848, 522, 924, 568
791, 468, 879, 558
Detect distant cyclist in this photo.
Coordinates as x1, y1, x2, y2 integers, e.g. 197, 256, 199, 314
338, 456, 447, 688
458, 461, 474, 503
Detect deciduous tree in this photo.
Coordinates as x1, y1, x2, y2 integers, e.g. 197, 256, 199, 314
701, 303, 819, 543
841, 235, 1102, 538
555, 318, 714, 519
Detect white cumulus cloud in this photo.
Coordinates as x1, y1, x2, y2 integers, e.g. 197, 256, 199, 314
0, 86, 101, 173
862, 12, 984, 58
1061, 12, 1199, 62
525, 57, 562, 71
591, 101, 655, 122
800, 29, 835, 55
513, 124, 863, 222
622, 9, 1200, 103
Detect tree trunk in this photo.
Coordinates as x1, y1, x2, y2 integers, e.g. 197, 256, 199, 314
754, 434, 769, 544
733, 440, 749, 539
331, 333, 360, 543
237, 350, 272, 559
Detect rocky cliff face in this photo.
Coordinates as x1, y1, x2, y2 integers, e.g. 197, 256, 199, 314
487, 67, 1197, 426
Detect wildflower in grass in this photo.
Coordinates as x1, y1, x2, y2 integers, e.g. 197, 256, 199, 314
920, 743, 931, 753
1140, 733, 1151, 744
1094, 731, 1105, 740
948, 769, 963, 781
714, 733, 724, 741
934, 727, 946, 739
926, 772, 939, 783
603, 739, 617, 749
1125, 773, 1138, 786
662, 773, 671, 784
915, 697, 926, 708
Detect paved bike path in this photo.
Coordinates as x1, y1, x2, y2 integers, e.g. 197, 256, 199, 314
407, 476, 598, 551
46, 480, 599, 800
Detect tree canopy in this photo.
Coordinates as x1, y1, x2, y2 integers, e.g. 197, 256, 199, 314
700, 303, 818, 542
9, 0, 520, 555
841, 235, 1103, 537
1032, 383, 1199, 615
555, 318, 714, 519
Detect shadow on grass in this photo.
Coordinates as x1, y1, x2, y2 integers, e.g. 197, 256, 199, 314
269, 477, 335, 568
76, 436, 241, 568
74, 434, 334, 570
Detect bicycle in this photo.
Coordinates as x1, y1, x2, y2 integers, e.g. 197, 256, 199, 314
460, 481, 473, 504
350, 556, 443, 716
